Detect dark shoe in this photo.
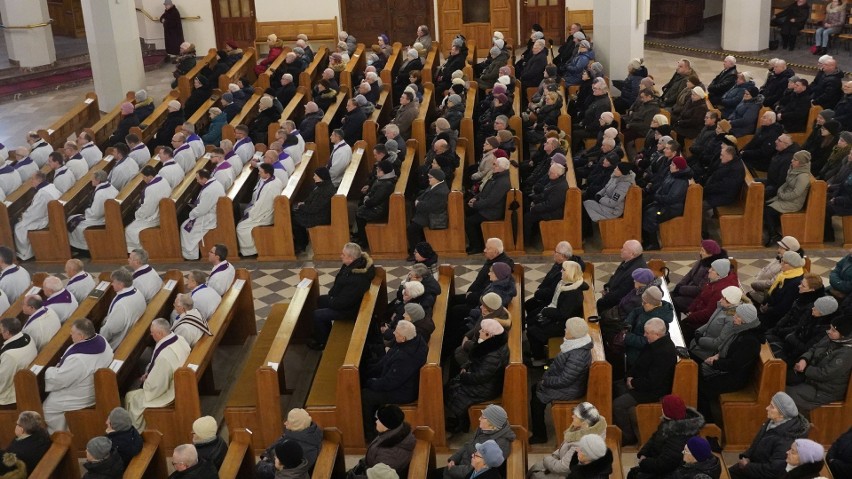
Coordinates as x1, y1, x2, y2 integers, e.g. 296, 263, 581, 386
406, 254, 415, 262
529, 435, 548, 445
644, 242, 661, 251
307, 339, 326, 351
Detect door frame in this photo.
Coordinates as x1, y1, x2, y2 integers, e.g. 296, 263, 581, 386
210, 0, 257, 48
520, 0, 565, 46
338, 0, 436, 46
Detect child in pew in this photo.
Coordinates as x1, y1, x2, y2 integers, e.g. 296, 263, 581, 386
82, 436, 124, 478
257, 409, 323, 479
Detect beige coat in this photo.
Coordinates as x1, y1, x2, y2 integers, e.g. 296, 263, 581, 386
768, 164, 811, 213
125, 333, 191, 430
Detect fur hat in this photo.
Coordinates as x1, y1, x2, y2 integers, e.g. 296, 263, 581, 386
496, 130, 513, 143
385, 139, 399, 153
492, 84, 507, 95
631, 268, 654, 285
686, 436, 713, 462
628, 58, 643, 71
491, 262, 511, 280
108, 407, 132, 432
736, 304, 758, 324
192, 416, 218, 440
286, 408, 312, 431
783, 250, 805, 268
701, 239, 721, 255
489, 46, 501, 57
376, 405, 405, 430
772, 391, 799, 418
482, 404, 508, 428
642, 286, 663, 306
480, 318, 504, 336
551, 153, 567, 166
404, 302, 426, 322
87, 436, 112, 461
275, 440, 304, 469
497, 75, 511, 86
573, 31, 586, 40
814, 296, 838, 316
366, 463, 400, 479
427, 168, 445, 181
565, 317, 588, 339
718, 119, 732, 133
661, 394, 686, 420
480, 292, 503, 311
721, 286, 742, 305
711, 258, 731, 277
578, 434, 607, 461
120, 102, 134, 115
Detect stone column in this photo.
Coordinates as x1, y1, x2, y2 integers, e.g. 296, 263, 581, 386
593, 0, 646, 83
80, 0, 145, 109
721, 0, 771, 52
0, 0, 56, 68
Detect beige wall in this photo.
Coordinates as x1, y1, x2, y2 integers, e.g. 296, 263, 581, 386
135, 0, 215, 53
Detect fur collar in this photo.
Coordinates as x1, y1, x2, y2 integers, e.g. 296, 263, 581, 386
375, 422, 412, 448
470, 332, 508, 358
563, 416, 608, 443
656, 407, 705, 438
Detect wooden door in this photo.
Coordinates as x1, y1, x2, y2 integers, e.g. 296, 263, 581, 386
211, 0, 257, 48
521, 0, 564, 45
341, 0, 433, 48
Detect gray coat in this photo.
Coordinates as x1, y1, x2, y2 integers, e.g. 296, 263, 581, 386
445, 423, 516, 479
583, 171, 636, 221
768, 164, 811, 213
690, 304, 737, 361
536, 341, 593, 403
794, 336, 852, 404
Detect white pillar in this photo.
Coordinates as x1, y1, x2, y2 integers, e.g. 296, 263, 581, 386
721, 0, 771, 52
0, 0, 56, 68
80, 0, 145, 109
593, 0, 646, 82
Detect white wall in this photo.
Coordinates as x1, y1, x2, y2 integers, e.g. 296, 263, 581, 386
135, 0, 215, 53
566, 0, 594, 9
704, 0, 723, 18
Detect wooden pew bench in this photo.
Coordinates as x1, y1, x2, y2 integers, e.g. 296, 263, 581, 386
255, 46, 291, 91
37, 92, 100, 150
222, 91, 265, 143
506, 425, 528, 479
28, 431, 80, 479
412, 83, 437, 161
144, 269, 256, 452
89, 92, 137, 148
199, 162, 256, 258
459, 82, 478, 167
254, 148, 316, 261
780, 175, 826, 248
607, 425, 625, 479
660, 183, 704, 251
540, 155, 584, 255
424, 138, 467, 257
339, 45, 366, 96
420, 43, 440, 85
253, 18, 338, 51
299, 46, 330, 94
219, 428, 256, 479
468, 265, 528, 431
510, 80, 524, 149
362, 84, 393, 151
380, 43, 403, 87
716, 162, 764, 249
311, 428, 346, 479
185, 88, 223, 141
365, 139, 417, 259
134, 89, 181, 145
267, 85, 309, 142
0, 272, 49, 324
305, 269, 387, 452
314, 91, 350, 162
178, 48, 218, 104
599, 185, 642, 253
408, 427, 437, 478
0, 166, 48, 258
308, 141, 368, 260
219, 48, 258, 93
224, 268, 319, 452
123, 430, 169, 479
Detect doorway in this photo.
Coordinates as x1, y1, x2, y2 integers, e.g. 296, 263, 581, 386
521, 0, 565, 45
340, 0, 433, 49
211, 0, 257, 48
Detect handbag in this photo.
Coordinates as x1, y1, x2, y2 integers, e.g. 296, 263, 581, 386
428, 211, 448, 229
609, 329, 627, 354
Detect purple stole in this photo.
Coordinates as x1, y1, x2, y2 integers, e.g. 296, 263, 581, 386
278, 151, 290, 162
13, 157, 33, 170
142, 176, 163, 202
71, 153, 83, 161
81, 143, 95, 152
0, 266, 20, 281
35, 181, 50, 191
96, 182, 112, 193
23, 307, 48, 328
272, 161, 286, 171
54, 166, 69, 179
145, 333, 179, 374
108, 287, 137, 314
224, 150, 238, 162
133, 265, 153, 279
214, 161, 232, 173
67, 272, 90, 287
44, 289, 73, 307
209, 261, 230, 279
187, 133, 202, 143
0, 163, 15, 175
191, 284, 208, 297
327, 142, 345, 168
131, 144, 147, 153
234, 137, 252, 151
57, 334, 108, 367
174, 143, 191, 155
184, 181, 216, 231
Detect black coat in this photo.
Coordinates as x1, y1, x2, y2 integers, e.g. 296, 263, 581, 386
472, 170, 511, 220
160, 7, 184, 55
651, 167, 693, 218
107, 114, 140, 147
743, 123, 784, 159
701, 327, 764, 393
270, 82, 297, 110
633, 408, 706, 478
327, 253, 376, 314
153, 110, 186, 148
446, 332, 509, 417
341, 107, 367, 146
436, 53, 467, 95
735, 415, 810, 479
223, 102, 242, 122
520, 50, 548, 88
468, 253, 516, 299
672, 455, 722, 479
775, 3, 810, 35
294, 181, 335, 228
6, 432, 51, 474
464, 467, 503, 479
299, 111, 324, 142
778, 91, 812, 133
184, 85, 212, 118
707, 67, 738, 105
530, 256, 586, 304
766, 145, 800, 194
704, 158, 745, 208
828, 426, 852, 479
836, 94, 852, 131
761, 273, 804, 330
357, 175, 396, 221
195, 437, 228, 469
599, 255, 648, 311
766, 288, 824, 345
780, 461, 828, 479
168, 459, 219, 478
581, 95, 612, 135
761, 68, 795, 108
540, 283, 588, 323
444, 103, 466, 132
810, 69, 844, 109
107, 428, 143, 468
530, 176, 568, 220
628, 334, 678, 403
363, 335, 428, 404
566, 449, 614, 479
412, 181, 449, 227
249, 108, 282, 144
82, 450, 125, 479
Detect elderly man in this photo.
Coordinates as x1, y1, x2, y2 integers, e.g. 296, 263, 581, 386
219, 140, 242, 178
309, 243, 376, 350
68, 170, 119, 251
126, 133, 150, 168
282, 120, 305, 160
524, 163, 568, 242
125, 166, 171, 253
811, 56, 844, 109
612, 317, 677, 445
761, 59, 795, 108
107, 143, 139, 192
125, 318, 191, 430
237, 163, 285, 256
21, 295, 60, 351
232, 124, 256, 166
206, 244, 235, 296
171, 293, 211, 347
465, 157, 511, 253
642, 155, 693, 251
185, 270, 221, 321
42, 275, 78, 324
12, 146, 38, 183
180, 169, 226, 260
15, 172, 61, 260
341, 97, 367, 146
407, 168, 450, 254
777, 77, 812, 134
43, 318, 114, 432
741, 111, 785, 171
598, 240, 647, 316
63, 141, 88, 180
521, 39, 548, 89
101, 268, 147, 350
525, 242, 585, 320
707, 56, 738, 106
65, 259, 96, 303
703, 143, 746, 236
77, 131, 103, 168
128, 248, 162, 303
170, 132, 195, 173
787, 315, 852, 416
182, 122, 205, 158
390, 91, 419, 142
661, 59, 695, 108
572, 79, 612, 152
448, 237, 515, 321
361, 319, 427, 438
0, 246, 30, 302
169, 444, 218, 477
269, 73, 296, 113
26, 130, 53, 167
0, 318, 37, 406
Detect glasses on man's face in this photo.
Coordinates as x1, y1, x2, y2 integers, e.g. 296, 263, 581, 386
472, 453, 483, 459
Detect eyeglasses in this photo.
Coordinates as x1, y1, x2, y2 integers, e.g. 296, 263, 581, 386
472, 453, 483, 459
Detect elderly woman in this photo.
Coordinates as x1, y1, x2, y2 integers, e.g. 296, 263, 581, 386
775, 296, 837, 367
349, 405, 416, 478
765, 273, 826, 355
728, 392, 810, 479
529, 318, 594, 443
6, 411, 51, 474
682, 259, 739, 343
562, 435, 613, 479
690, 286, 743, 362
395, 49, 424, 101
613, 58, 648, 114
255, 34, 284, 75
786, 315, 852, 416
622, 286, 675, 368
257, 408, 324, 479
170, 42, 196, 88
445, 318, 509, 434
583, 162, 637, 227
670, 436, 721, 479
528, 402, 608, 478
697, 304, 765, 423
760, 251, 807, 330
467, 440, 505, 479
628, 394, 705, 479
671, 240, 729, 314
440, 405, 516, 479
453, 292, 511, 370
249, 96, 282, 144
527, 261, 589, 366
781, 439, 825, 479
618, 268, 661, 319
764, 150, 812, 246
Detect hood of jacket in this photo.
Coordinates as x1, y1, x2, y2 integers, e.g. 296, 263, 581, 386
658, 407, 706, 438
470, 331, 508, 359
475, 421, 517, 442
766, 414, 811, 438
349, 252, 374, 274
671, 166, 695, 181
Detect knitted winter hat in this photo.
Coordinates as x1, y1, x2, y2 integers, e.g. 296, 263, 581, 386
721, 286, 742, 305
491, 262, 511, 280
376, 405, 405, 430
736, 304, 758, 324
87, 437, 112, 461
286, 408, 312, 431
701, 239, 721, 255
642, 286, 663, 306
578, 434, 607, 461
711, 259, 731, 277
481, 404, 508, 428
481, 292, 502, 311
404, 303, 426, 322
814, 296, 838, 316
661, 394, 686, 420
564, 317, 588, 339
108, 407, 132, 432
686, 436, 713, 462
772, 391, 798, 418
275, 440, 304, 469
631, 268, 654, 285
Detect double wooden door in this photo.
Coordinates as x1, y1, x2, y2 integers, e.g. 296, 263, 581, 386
341, 0, 433, 49
211, 0, 257, 48
521, 0, 565, 44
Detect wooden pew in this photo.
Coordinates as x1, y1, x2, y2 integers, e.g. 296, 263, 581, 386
540, 155, 584, 255
424, 138, 467, 257
365, 139, 417, 258
459, 82, 478, 167
468, 265, 528, 431
314, 91, 350, 162
222, 91, 265, 142
267, 86, 309, 142
599, 185, 642, 253
480, 153, 524, 256
780, 175, 826, 248
558, 85, 573, 140
607, 425, 625, 479
311, 428, 346, 479
305, 269, 387, 452
37, 92, 100, 150
178, 48, 217, 104
716, 163, 764, 249
510, 80, 524, 149
408, 426, 437, 479
421, 43, 440, 84
134, 89, 181, 145
0, 272, 49, 324
255, 46, 291, 92
0, 165, 51, 258
253, 148, 316, 260
362, 84, 393, 151
804, 362, 852, 446
506, 426, 528, 479
380, 43, 403, 87
123, 430, 169, 479
398, 265, 453, 450
140, 156, 212, 263
199, 163, 256, 259
29, 158, 113, 263
224, 268, 318, 452
253, 18, 338, 49
218, 428, 256, 479
143, 269, 256, 452
719, 343, 786, 449
89, 91, 136, 148
185, 88, 223, 141
219, 48, 258, 93
339, 44, 366, 96
660, 183, 704, 251
308, 141, 368, 260
28, 431, 80, 479
299, 46, 330, 94
789, 105, 823, 146
412, 83, 437, 161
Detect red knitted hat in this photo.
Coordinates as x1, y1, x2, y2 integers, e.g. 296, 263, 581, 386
661, 394, 686, 420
